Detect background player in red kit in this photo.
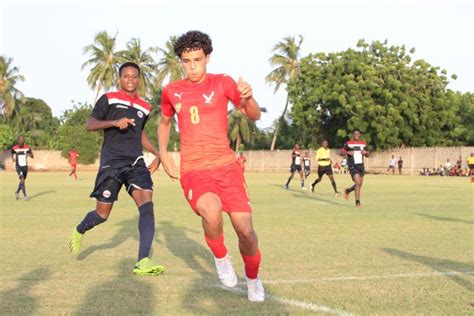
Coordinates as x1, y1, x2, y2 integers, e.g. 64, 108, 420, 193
68, 148, 79, 180
158, 30, 265, 302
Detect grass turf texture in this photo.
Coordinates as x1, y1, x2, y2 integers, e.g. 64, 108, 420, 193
0, 171, 472, 315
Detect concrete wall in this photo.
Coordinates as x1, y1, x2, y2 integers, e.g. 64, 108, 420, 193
1, 147, 472, 175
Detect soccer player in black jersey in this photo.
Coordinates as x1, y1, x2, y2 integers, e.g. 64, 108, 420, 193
11, 135, 34, 200
340, 129, 369, 208
284, 144, 305, 189
69, 62, 164, 275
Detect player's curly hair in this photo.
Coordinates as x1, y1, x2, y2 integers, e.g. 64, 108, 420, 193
174, 30, 213, 58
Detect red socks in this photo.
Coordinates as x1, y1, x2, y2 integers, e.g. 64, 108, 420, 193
205, 233, 228, 259
242, 249, 261, 279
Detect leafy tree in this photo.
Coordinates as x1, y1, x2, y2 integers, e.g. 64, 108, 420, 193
228, 110, 256, 151
289, 39, 469, 149
118, 38, 156, 97
266, 35, 303, 150
58, 102, 102, 164
0, 56, 25, 117
0, 124, 15, 150
153, 36, 184, 88
82, 31, 120, 103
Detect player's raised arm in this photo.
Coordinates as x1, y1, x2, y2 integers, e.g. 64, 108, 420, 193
158, 114, 178, 179
237, 77, 261, 121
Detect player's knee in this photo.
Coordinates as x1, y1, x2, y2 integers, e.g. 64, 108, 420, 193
138, 201, 154, 218
236, 228, 257, 245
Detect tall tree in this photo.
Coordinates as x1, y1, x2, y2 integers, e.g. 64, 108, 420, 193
153, 36, 184, 88
288, 39, 468, 149
228, 110, 255, 151
265, 35, 303, 150
82, 31, 120, 103
118, 38, 156, 97
0, 56, 25, 117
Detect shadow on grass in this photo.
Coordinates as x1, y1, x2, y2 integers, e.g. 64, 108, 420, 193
382, 248, 474, 291
413, 213, 474, 225
77, 218, 137, 261
271, 184, 349, 207
0, 268, 50, 314
158, 221, 290, 314
76, 258, 156, 314
28, 190, 56, 200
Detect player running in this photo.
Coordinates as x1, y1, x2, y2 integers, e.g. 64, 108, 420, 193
341, 129, 369, 208
11, 135, 34, 200
69, 62, 164, 276
303, 151, 311, 179
310, 140, 339, 196
68, 148, 79, 180
284, 144, 305, 190
158, 31, 265, 301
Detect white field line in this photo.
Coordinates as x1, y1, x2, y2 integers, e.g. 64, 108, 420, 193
218, 285, 354, 316
263, 270, 474, 285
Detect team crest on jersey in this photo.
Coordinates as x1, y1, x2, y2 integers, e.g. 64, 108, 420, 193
174, 103, 182, 113
187, 189, 193, 200
137, 111, 144, 118
202, 91, 214, 104
102, 190, 111, 198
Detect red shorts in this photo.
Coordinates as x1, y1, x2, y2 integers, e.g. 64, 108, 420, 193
180, 162, 252, 215
71, 163, 77, 168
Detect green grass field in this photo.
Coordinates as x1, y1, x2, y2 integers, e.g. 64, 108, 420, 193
0, 171, 472, 315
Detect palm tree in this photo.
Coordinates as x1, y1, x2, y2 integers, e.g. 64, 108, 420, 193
228, 109, 255, 151
153, 36, 184, 88
265, 35, 303, 150
0, 56, 25, 117
82, 31, 120, 102
118, 38, 156, 97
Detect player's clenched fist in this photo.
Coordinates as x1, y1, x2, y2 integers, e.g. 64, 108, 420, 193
114, 117, 136, 129
237, 77, 253, 99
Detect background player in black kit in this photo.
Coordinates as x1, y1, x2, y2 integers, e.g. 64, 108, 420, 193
284, 144, 305, 189
11, 135, 34, 200
69, 62, 164, 275
340, 129, 369, 208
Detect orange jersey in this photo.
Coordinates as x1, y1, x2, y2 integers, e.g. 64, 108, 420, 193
69, 150, 79, 165
161, 74, 241, 175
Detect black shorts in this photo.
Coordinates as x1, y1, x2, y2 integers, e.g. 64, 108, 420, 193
349, 164, 365, 177
291, 164, 302, 173
318, 165, 333, 177
304, 166, 311, 172
90, 160, 153, 203
16, 165, 28, 179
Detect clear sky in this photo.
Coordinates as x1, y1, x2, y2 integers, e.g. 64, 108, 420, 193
1, 0, 472, 128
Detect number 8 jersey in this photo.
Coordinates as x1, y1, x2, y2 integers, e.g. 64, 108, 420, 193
161, 74, 242, 175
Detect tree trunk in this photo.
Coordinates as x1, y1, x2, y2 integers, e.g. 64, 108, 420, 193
235, 133, 241, 151
270, 93, 290, 151
93, 81, 103, 104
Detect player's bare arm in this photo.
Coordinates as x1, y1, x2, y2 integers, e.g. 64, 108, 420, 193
237, 77, 261, 121
86, 117, 136, 131
141, 131, 161, 174
157, 114, 178, 179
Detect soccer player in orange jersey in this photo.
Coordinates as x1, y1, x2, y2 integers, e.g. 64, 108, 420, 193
158, 31, 264, 301
68, 148, 79, 180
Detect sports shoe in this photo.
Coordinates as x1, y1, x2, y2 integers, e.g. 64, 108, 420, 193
214, 254, 238, 287
355, 203, 362, 208
245, 275, 265, 302
283, 184, 289, 190
133, 257, 165, 276
310, 184, 315, 193
15, 192, 19, 200
24, 195, 30, 201
334, 191, 340, 197
344, 190, 349, 200
301, 186, 307, 190
69, 226, 84, 256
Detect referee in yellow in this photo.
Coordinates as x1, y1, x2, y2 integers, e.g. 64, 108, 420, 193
311, 140, 340, 196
